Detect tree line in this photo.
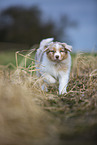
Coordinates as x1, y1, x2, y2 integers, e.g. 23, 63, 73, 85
0, 6, 77, 49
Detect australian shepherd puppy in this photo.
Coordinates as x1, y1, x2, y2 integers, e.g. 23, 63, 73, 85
35, 38, 72, 95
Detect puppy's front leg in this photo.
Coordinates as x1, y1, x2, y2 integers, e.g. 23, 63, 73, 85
43, 73, 56, 84
42, 73, 56, 92
59, 72, 69, 95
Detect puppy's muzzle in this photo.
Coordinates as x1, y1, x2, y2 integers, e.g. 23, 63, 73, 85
55, 55, 59, 59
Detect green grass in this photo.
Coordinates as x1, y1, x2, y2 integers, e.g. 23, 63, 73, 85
0, 50, 35, 67
0, 51, 16, 65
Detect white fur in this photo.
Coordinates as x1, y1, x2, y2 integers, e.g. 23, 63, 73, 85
35, 38, 72, 95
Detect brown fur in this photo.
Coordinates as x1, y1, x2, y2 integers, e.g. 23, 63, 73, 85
46, 43, 68, 62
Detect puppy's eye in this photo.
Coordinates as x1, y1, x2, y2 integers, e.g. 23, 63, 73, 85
60, 50, 64, 52
50, 50, 55, 53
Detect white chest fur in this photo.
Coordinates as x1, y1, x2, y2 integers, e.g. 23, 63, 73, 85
41, 52, 71, 78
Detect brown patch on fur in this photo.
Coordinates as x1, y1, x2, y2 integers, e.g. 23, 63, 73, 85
59, 47, 68, 61
46, 43, 68, 62
46, 46, 56, 61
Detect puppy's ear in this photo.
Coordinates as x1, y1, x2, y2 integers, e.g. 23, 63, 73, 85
62, 43, 72, 52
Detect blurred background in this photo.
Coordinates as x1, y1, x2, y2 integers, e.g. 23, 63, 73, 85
0, 0, 97, 52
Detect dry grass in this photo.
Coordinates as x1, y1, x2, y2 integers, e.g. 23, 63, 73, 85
0, 50, 97, 145
0, 79, 58, 145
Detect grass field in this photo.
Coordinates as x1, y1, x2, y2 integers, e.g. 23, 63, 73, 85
0, 51, 16, 65
0, 50, 97, 145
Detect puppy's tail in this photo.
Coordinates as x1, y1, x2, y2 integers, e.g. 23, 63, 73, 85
40, 38, 54, 48
35, 38, 54, 66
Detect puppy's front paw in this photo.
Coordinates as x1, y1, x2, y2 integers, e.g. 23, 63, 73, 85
41, 84, 48, 92
59, 88, 67, 95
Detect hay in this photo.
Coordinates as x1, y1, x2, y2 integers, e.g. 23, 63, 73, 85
0, 50, 97, 145
0, 79, 58, 145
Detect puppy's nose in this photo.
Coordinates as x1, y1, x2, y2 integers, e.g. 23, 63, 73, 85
56, 55, 59, 59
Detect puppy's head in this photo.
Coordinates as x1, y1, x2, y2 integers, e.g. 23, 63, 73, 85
44, 42, 72, 62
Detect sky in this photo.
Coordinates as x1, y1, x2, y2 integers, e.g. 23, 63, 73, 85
0, 0, 97, 52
